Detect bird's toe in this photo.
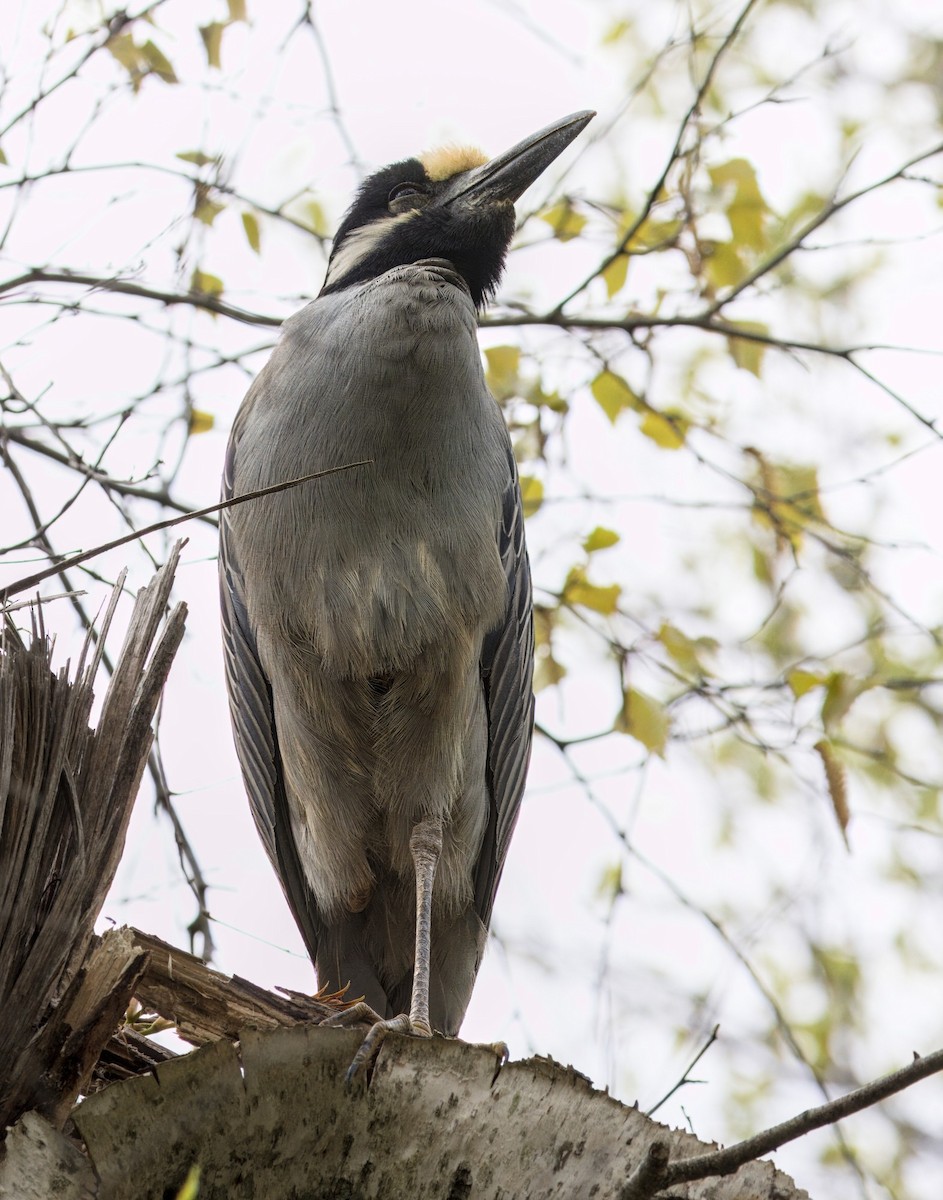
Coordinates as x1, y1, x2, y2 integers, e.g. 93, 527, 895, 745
344, 1012, 434, 1086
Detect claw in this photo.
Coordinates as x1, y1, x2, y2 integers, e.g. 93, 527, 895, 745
345, 1013, 431, 1085
319, 1000, 383, 1030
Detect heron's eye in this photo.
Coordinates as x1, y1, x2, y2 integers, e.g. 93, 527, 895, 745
388, 182, 426, 203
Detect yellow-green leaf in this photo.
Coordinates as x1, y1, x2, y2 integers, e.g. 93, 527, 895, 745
590, 370, 640, 424
200, 22, 224, 69
704, 240, 746, 290
596, 861, 623, 903
815, 740, 850, 846
228, 0, 248, 20
776, 464, 825, 523
751, 543, 773, 585
190, 269, 224, 298
175, 1165, 201, 1200
106, 33, 137, 69
787, 668, 827, 698
658, 622, 703, 676
533, 605, 555, 648
177, 150, 218, 167
0, 146, 7, 165
140, 40, 177, 84
726, 322, 769, 377
189, 409, 215, 435
518, 474, 544, 518
821, 672, 869, 730
563, 566, 621, 615
106, 33, 143, 86
639, 409, 687, 449
241, 210, 261, 253
195, 196, 224, 226
533, 650, 566, 692
625, 216, 682, 251
601, 253, 629, 299
539, 200, 586, 242
752, 459, 827, 551
615, 687, 669, 756
294, 197, 328, 237
484, 345, 520, 399
528, 382, 567, 413
782, 191, 826, 238
583, 526, 620, 553
602, 18, 631, 45
709, 158, 770, 252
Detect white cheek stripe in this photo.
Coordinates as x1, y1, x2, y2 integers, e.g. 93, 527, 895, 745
324, 212, 417, 288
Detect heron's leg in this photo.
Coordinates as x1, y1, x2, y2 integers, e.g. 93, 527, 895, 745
342, 814, 443, 1082
406, 812, 442, 1034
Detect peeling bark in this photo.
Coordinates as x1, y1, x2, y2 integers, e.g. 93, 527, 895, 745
0, 550, 187, 1130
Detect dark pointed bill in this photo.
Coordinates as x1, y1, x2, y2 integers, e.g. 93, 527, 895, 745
441, 110, 595, 208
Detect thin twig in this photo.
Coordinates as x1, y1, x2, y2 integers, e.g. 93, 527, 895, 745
2, 460, 371, 599
646, 1025, 719, 1116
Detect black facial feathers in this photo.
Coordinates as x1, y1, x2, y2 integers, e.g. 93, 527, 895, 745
320, 157, 516, 309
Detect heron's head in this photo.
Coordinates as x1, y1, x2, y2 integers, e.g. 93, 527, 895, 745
319, 110, 594, 309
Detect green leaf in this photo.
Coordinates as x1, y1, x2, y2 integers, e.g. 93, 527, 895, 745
140, 40, 177, 84
293, 197, 328, 237
590, 370, 640, 424
726, 321, 769, 377
602, 18, 631, 45
601, 253, 629, 299
190, 268, 224, 298
484, 345, 520, 399
195, 196, 224, 226
539, 200, 586, 242
533, 650, 566, 692
658, 622, 704, 676
200, 22, 224, 69
625, 216, 682, 251
108, 33, 176, 90
781, 190, 827, 238
241, 210, 261, 253
751, 543, 773, 585
596, 861, 623, 903
176, 150, 218, 167
639, 409, 687, 449
777, 464, 825, 521
188, 409, 215, 435
175, 1165, 201, 1200
787, 668, 827, 698
563, 566, 621, 615
708, 157, 770, 252
106, 32, 137, 69
106, 32, 143, 87
528, 382, 567, 413
752, 458, 827, 550
518, 474, 544, 518
615, 688, 669, 756
583, 526, 620, 553
821, 672, 870, 730
704, 240, 747, 290
815, 740, 850, 846
0, 146, 7, 165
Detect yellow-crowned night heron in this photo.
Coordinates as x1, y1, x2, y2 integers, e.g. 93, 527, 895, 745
220, 110, 594, 1073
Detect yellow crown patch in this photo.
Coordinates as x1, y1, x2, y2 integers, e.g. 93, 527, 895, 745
419, 144, 489, 182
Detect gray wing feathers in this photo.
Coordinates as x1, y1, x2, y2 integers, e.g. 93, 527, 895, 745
219, 440, 322, 960
474, 450, 535, 927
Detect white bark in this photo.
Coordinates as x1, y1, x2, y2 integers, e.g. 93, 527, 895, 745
60, 1026, 808, 1199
